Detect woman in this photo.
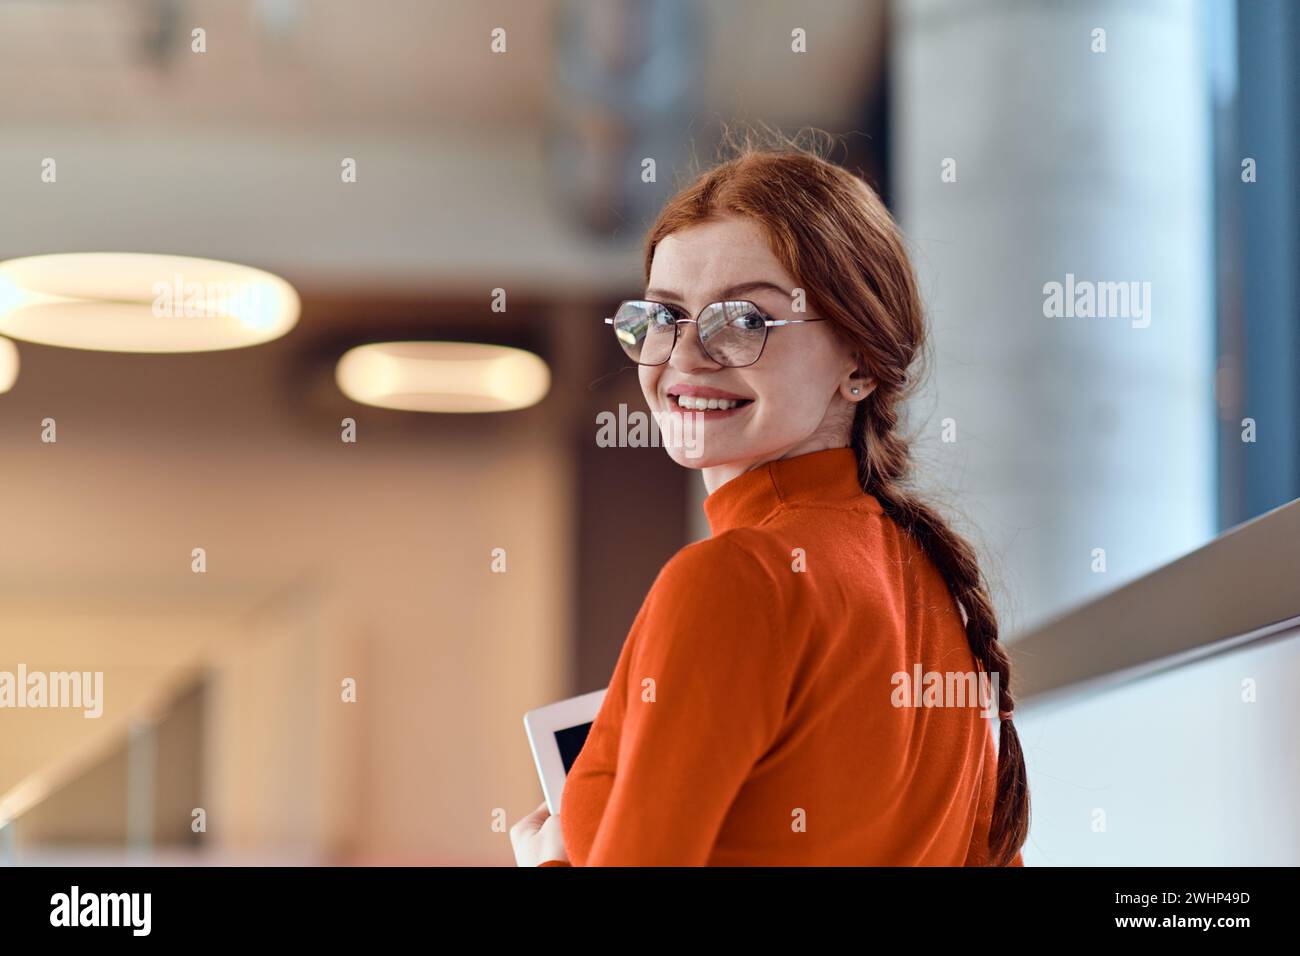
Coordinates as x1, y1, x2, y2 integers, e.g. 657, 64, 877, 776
512, 136, 1028, 866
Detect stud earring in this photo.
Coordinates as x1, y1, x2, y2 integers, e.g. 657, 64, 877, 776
850, 387, 861, 395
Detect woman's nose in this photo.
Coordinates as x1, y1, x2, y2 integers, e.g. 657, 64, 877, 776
668, 322, 720, 371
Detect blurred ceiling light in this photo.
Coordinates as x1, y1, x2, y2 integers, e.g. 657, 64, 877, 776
0, 337, 18, 393
336, 342, 551, 413
0, 253, 300, 353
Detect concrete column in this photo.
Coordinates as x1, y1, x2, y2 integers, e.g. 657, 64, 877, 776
892, 0, 1216, 632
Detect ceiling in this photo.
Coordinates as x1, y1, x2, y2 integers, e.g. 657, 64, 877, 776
0, 0, 887, 295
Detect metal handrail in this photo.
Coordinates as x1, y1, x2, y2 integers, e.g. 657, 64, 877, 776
1012, 496, 1300, 709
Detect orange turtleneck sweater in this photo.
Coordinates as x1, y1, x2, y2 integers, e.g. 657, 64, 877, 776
544, 447, 1022, 866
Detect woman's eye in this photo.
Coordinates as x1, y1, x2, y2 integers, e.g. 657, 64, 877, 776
735, 311, 767, 331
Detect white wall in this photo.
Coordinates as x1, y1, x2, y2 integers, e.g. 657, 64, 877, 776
1019, 628, 1300, 865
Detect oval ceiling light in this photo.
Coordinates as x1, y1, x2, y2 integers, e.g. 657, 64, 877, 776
336, 342, 551, 413
0, 337, 18, 393
0, 253, 300, 352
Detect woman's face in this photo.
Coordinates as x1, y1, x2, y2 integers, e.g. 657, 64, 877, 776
639, 214, 870, 489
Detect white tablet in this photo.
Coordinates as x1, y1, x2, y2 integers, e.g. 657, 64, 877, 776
523, 688, 607, 815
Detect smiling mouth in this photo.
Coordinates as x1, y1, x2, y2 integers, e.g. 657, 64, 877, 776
671, 394, 752, 411
664, 388, 755, 417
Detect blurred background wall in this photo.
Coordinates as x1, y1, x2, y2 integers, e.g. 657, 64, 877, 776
0, 0, 1295, 865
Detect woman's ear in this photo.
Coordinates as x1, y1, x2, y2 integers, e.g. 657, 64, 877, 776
840, 368, 875, 402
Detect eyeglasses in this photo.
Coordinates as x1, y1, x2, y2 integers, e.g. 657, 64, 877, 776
605, 299, 825, 368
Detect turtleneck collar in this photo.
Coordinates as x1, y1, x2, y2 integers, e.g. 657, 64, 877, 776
702, 447, 882, 534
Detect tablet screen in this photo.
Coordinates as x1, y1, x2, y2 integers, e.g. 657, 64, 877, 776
554, 722, 593, 773
524, 689, 606, 814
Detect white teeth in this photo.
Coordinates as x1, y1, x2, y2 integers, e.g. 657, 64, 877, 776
674, 395, 745, 410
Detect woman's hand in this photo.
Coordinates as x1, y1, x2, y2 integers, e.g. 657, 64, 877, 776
510, 801, 569, 866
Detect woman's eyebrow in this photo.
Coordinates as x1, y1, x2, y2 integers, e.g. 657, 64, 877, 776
643, 280, 791, 304
720, 280, 792, 300
642, 287, 684, 305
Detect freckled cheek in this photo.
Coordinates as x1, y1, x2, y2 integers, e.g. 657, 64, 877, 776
750, 385, 821, 432
637, 367, 662, 410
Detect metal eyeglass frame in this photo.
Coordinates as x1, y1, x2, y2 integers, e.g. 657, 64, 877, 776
604, 299, 826, 368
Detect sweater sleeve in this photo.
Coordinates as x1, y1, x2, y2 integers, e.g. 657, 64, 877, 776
583, 536, 793, 866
